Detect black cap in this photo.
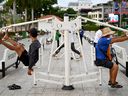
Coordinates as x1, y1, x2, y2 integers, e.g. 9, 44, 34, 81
29, 28, 38, 37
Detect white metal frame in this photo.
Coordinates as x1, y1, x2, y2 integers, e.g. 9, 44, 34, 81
1, 14, 127, 88
34, 15, 128, 87
33, 15, 102, 87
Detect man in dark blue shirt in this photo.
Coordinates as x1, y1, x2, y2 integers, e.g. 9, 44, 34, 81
0, 28, 41, 75
95, 27, 128, 88
79, 29, 84, 45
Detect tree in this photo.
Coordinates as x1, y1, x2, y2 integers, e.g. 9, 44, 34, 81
27, 0, 57, 20
16, 0, 29, 21
115, 0, 122, 3
66, 8, 77, 14
5, 0, 59, 22
0, 0, 4, 3
6, 0, 16, 23
28, 0, 42, 20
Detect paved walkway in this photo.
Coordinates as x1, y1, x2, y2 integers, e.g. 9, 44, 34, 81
0, 34, 128, 96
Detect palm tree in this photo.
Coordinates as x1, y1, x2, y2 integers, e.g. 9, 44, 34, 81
7, 0, 31, 22
16, 0, 29, 21
29, 0, 42, 21
6, 0, 16, 24
6, 0, 58, 22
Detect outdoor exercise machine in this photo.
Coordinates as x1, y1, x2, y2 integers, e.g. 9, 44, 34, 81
1, 14, 128, 90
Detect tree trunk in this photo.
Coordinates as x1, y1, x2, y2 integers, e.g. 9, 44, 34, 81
25, 8, 27, 22
31, 8, 34, 21
13, 0, 16, 24
31, 8, 34, 28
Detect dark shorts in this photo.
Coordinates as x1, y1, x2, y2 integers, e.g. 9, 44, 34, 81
18, 50, 29, 66
94, 42, 97, 47
95, 59, 113, 69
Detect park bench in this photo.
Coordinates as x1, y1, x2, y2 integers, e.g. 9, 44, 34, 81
0, 48, 19, 78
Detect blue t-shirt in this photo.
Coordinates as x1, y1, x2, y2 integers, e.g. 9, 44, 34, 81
96, 37, 111, 60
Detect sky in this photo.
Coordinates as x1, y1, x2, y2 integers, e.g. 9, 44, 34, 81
57, 0, 111, 7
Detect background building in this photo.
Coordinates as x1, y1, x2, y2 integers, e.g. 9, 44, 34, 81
88, 1, 113, 22
78, 0, 92, 10
68, 0, 92, 14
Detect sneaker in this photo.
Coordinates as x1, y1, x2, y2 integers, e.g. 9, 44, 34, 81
108, 81, 118, 85
71, 57, 74, 60
8, 84, 21, 90
111, 83, 123, 88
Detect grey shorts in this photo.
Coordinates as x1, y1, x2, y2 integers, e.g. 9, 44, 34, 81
95, 59, 113, 69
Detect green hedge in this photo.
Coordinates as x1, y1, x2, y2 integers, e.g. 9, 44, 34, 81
82, 22, 99, 31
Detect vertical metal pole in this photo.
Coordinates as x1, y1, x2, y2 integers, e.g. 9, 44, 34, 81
90, 45, 95, 66
102, 6, 104, 22
41, 44, 44, 66
25, 8, 27, 22
99, 67, 102, 86
48, 29, 56, 73
31, 8, 34, 21
64, 29, 70, 86
126, 62, 128, 77
39, 37, 44, 67
120, 5, 122, 27
77, 17, 88, 73
62, 14, 74, 90
2, 62, 5, 77
33, 69, 37, 85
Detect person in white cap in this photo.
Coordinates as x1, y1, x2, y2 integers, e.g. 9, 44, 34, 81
95, 27, 128, 88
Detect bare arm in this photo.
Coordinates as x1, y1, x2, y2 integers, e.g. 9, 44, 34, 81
111, 36, 128, 44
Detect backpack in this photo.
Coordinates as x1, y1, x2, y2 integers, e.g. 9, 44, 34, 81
111, 47, 119, 64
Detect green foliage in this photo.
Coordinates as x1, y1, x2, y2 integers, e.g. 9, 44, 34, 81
66, 8, 76, 14
55, 9, 65, 19
0, 20, 2, 27
6, 0, 14, 6
3, 0, 75, 24
83, 21, 99, 31
7, 32, 15, 38
113, 0, 122, 3
117, 31, 122, 36
115, 0, 122, 3
122, 14, 128, 22
0, 0, 4, 3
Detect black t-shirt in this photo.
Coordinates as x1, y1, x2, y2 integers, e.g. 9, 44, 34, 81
28, 40, 41, 69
